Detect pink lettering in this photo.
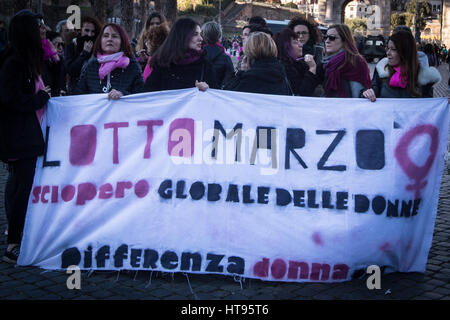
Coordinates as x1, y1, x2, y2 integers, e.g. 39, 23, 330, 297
51, 186, 59, 203
61, 185, 76, 202
168, 118, 194, 158
76, 183, 97, 205
137, 120, 163, 159
69, 125, 97, 166
41, 186, 50, 203
99, 183, 114, 199
271, 258, 287, 279
32, 186, 41, 203
253, 258, 270, 277
134, 179, 150, 198
115, 181, 133, 198
104, 122, 129, 164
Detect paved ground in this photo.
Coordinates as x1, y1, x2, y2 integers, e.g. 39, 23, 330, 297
0, 63, 449, 302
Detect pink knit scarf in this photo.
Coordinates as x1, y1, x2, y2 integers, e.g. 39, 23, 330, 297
41, 39, 58, 63
389, 66, 407, 88
97, 52, 130, 80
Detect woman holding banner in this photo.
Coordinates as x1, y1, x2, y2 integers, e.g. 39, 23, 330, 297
143, 18, 217, 92
0, 11, 51, 264
319, 24, 371, 98
361, 30, 441, 101
74, 23, 144, 99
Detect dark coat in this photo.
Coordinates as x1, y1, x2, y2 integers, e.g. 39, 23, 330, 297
368, 58, 441, 98
223, 58, 291, 96
282, 59, 320, 96
204, 44, 235, 88
64, 41, 92, 94
0, 54, 50, 161
42, 56, 66, 97
74, 57, 144, 95
144, 53, 218, 92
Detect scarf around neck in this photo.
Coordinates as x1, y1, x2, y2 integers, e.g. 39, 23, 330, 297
389, 66, 407, 88
97, 51, 130, 80
323, 49, 372, 97
42, 39, 58, 62
177, 49, 203, 65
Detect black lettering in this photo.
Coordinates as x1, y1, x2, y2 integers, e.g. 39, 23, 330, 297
189, 181, 205, 200
181, 252, 202, 271
307, 190, 319, 208
114, 244, 128, 268
211, 121, 242, 161
143, 249, 158, 269
161, 251, 178, 269
95, 245, 110, 268
43, 126, 61, 168
412, 199, 421, 216
354, 194, 370, 213
372, 196, 386, 215
158, 179, 172, 199
336, 192, 348, 210
285, 128, 307, 169
356, 130, 385, 170
61, 247, 81, 268
257, 187, 270, 204
207, 183, 222, 201
387, 200, 399, 217
250, 127, 277, 169
316, 130, 346, 171
227, 256, 245, 274
400, 200, 413, 218
130, 249, 142, 268
205, 253, 224, 272
293, 190, 305, 207
322, 191, 334, 209
276, 188, 292, 206
242, 185, 254, 204
83, 245, 92, 268
176, 180, 187, 199
226, 184, 239, 202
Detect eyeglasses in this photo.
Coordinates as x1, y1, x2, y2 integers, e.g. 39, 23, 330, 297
55, 42, 65, 48
324, 35, 339, 42
296, 31, 309, 37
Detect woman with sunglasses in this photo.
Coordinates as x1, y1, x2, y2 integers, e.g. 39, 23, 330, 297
74, 23, 144, 99
362, 30, 441, 102
319, 24, 371, 98
0, 12, 51, 264
144, 18, 217, 92
273, 27, 319, 96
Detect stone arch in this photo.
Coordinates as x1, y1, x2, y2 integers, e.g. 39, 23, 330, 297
317, 0, 391, 36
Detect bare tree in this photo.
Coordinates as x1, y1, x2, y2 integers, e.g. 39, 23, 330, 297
89, 0, 109, 24
120, 0, 134, 38
163, 0, 177, 26
13, 0, 32, 13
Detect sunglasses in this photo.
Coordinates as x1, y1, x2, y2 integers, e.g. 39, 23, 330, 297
324, 35, 339, 42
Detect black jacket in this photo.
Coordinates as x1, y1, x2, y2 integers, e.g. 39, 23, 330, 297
204, 44, 235, 88
74, 57, 144, 95
282, 59, 320, 96
223, 58, 291, 96
367, 58, 441, 98
64, 41, 92, 94
144, 53, 218, 92
43, 56, 66, 97
0, 54, 50, 161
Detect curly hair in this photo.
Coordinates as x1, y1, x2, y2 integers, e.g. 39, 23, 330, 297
144, 24, 169, 55
287, 16, 321, 44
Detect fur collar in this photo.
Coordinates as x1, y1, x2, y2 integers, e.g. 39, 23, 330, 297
375, 57, 441, 86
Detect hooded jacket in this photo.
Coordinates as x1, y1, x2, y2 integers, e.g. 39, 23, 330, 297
369, 57, 441, 98
204, 44, 235, 89
223, 58, 291, 96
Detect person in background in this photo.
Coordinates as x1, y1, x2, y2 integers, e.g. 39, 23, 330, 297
0, 11, 51, 264
39, 18, 66, 96
287, 16, 324, 66
144, 18, 217, 92
47, 31, 65, 58
238, 24, 273, 72
274, 27, 319, 96
223, 32, 291, 96
362, 31, 441, 101
65, 16, 102, 94
74, 23, 144, 98
136, 12, 168, 70
142, 24, 169, 82
201, 21, 234, 89
0, 21, 7, 52
55, 19, 76, 47
319, 24, 371, 98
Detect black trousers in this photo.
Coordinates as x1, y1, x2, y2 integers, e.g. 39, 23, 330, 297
5, 157, 37, 245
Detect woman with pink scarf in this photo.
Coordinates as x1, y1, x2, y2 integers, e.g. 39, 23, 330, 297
74, 23, 144, 99
362, 31, 441, 101
0, 11, 51, 264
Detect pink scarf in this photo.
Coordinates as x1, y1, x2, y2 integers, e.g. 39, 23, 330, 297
35, 76, 46, 125
41, 39, 58, 63
97, 52, 130, 80
389, 66, 407, 88
143, 56, 153, 82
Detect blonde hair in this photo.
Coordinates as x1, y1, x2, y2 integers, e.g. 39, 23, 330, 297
244, 32, 277, 65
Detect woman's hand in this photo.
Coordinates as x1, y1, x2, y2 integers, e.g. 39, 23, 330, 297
195, 80, 209, 92
108, 89, 123, 100
138, 49, 149, 61
362, 88, 376, 102
44, 85, 52, 97
83, 40, 93, 53
304, 54, 316, 74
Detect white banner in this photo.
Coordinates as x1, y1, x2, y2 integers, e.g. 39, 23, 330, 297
18, 89, 449, 282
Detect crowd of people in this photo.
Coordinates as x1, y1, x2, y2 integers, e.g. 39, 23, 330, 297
0, 9, 444, 264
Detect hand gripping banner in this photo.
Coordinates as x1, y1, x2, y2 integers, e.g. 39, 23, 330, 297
18, 89, 449, 282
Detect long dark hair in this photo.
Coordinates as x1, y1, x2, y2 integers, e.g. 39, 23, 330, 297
92, 23, 134, 58
274, 27, 298, 63
150, 18, 199, 68
7, 14, 43, 81
387, 31, 421, 97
